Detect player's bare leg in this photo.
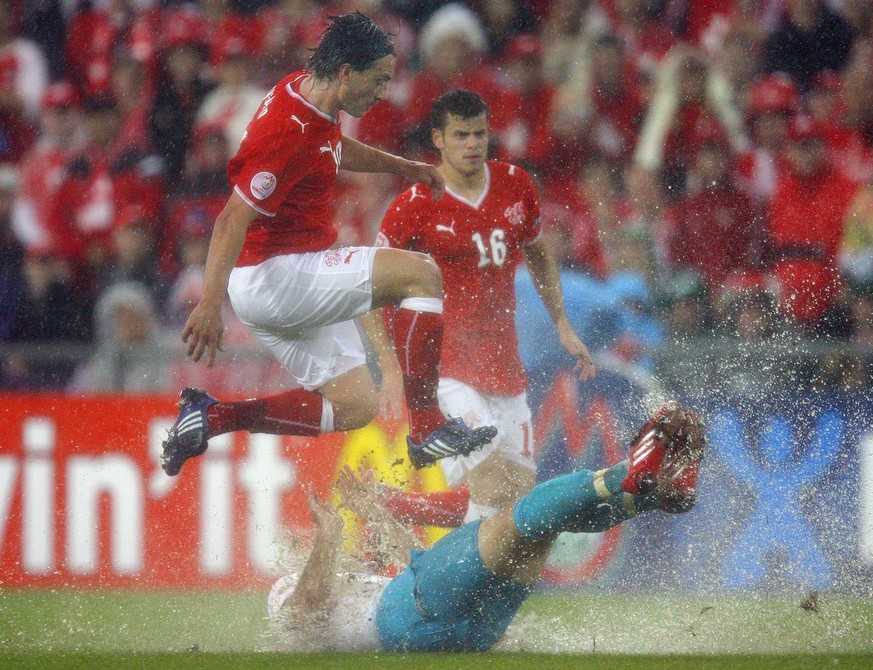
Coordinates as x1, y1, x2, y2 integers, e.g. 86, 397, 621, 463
463, 452, 535, 521
318, 364, 379, 431
477, 505, 554, 586
371, 247, 497, 468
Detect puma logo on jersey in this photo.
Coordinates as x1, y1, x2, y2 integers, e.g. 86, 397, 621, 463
256, 87, 276, 119
409, 185, 424, 201
344, 249, 359, 264
320, 141, 342, 172
435, 220, 457, 235
290, 115, 309, 133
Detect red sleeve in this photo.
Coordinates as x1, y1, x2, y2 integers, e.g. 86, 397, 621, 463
377, 187, 425, 249
228, 93, 309, 217
518, 168, 542, 246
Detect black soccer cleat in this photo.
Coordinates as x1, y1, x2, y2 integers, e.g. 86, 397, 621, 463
406, 417, 498, 470
161, 387, 218, 476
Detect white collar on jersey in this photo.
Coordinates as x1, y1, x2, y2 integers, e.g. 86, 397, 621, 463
445, 163, 491, 210
286, 76, 336, 124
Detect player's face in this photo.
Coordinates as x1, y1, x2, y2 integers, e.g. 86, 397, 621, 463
433, 113, 489, 178
339, 55, 395, 118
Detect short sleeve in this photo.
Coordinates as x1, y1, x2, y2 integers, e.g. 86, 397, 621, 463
228, 96, 310, 217
518, 168, 542, 246
378, 186, 425, 249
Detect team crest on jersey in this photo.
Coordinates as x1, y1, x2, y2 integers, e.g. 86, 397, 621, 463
251, 172, 277, 200
504, 201, 525, 226
324, 249, 342, 266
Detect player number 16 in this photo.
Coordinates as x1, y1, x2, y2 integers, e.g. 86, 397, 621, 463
472, 229, 507, 268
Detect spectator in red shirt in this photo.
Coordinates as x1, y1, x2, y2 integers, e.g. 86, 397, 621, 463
46, 95, 164, 295
807, 70, 873, 182
111, 54, 153, 152
64, 0, 115, 99
552, 33, 646, 174
668, 134, 766, 292
635, 47, 746, 199
665, 128, 766, 290
767, 115, 861, 334
541, 155, 624, 279
13, 81, 84, 250
735, 74, 798, 200
493, 34, 556, 171
405, 3, 517, 156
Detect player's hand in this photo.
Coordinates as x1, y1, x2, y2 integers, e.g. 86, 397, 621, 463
558, 326, 596, 381
306, 488, 344, 538
181, 301, 225, 368
378, 358, 405, 421
400, 160, 445, 201
337, 465, 383, 519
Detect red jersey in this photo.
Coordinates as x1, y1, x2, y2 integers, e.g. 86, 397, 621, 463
228, 71, 342, 266
768, 164, 858, 323
379, 162, 541, 395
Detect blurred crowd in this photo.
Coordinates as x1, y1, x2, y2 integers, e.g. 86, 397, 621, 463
2, 0, 873, 393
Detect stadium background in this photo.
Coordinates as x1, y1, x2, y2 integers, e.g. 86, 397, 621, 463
2, 0, 873, 665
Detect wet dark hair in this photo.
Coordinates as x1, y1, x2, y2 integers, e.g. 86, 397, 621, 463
308, 12, 395, 80
431, 89, 489, 131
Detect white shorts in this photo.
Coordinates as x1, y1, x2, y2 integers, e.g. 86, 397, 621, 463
437, 378, 535, 487
227, 247, 377, 391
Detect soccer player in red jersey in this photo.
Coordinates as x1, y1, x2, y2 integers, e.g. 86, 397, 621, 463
161, 14, 497, 477
364, 89, 596, 525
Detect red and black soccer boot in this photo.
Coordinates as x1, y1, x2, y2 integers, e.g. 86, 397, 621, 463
621, 401, 686, 495
659, 410, 706, 513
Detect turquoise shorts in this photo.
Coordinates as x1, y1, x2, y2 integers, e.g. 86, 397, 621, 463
375, 520, 531, 652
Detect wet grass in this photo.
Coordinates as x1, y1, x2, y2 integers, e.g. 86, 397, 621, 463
2, 653, 873, 670
1, 590, 872, 667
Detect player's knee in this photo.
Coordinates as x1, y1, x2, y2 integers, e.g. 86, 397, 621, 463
333, 392, 378, 431
409, 253, 442, 297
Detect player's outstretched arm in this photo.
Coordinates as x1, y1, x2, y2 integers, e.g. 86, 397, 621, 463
522, 238, 596, 381
182, 192, 257, 368
339, 136, 444, 199
337, 466, 418, 566
286, 491, 345, 617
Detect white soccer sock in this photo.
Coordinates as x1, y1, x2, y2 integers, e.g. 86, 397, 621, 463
398, 296, 443, 314
320, 398, 335, 433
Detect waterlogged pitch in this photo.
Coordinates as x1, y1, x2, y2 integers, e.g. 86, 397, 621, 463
2, 590, 872, 668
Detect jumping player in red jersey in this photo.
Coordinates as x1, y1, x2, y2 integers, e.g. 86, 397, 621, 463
363, 90, 596, 525
160, 14, 498, 477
